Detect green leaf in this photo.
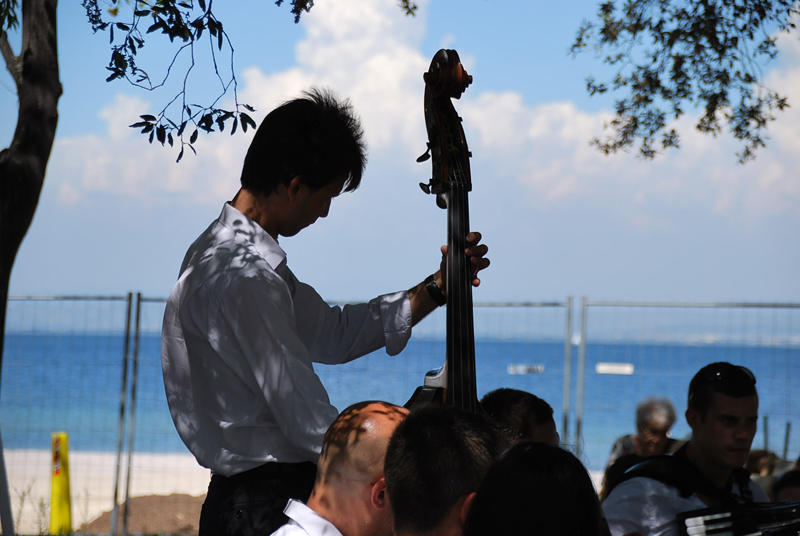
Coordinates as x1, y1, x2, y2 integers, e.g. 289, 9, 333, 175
198, 113, 213, 132
240, 113, 256, 133
157, 125, 166, 145
199, 0, 206, 11
116, 22, 130, 31
140, 114, 157, 122
190, 130, 199, 144
112, 51, 127, 70
177, 147, 185, 163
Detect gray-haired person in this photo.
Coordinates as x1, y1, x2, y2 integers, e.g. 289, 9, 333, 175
607, 396, 679, 468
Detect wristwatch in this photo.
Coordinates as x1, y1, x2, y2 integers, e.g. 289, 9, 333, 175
424, 274, 447, 307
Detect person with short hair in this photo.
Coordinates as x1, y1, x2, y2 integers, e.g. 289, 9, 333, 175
479, 387, 559, 446
463, 441, 610, 536
271, 401, 408, 536
161, 88, 491, 536
603, 362, 769, 536
601, 397, 679, 499
606, 396, 679, 468
384, 406, 504, 536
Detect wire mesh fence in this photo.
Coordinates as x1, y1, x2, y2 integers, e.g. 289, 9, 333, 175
2, 296, 134, 535
2, 295, 798, 535
574, 299, 800, 476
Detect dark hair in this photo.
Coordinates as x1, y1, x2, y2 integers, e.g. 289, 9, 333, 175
384, 406, 503, 534
464, 441, 609, 536
688, 362, 757, 416
773, 470, 800, 502
480, 388, 554, 441
240, 87, 366, 196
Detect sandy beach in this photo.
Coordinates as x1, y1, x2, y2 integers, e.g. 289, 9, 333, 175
5, 448, 605, 534
5, 449, 210, 534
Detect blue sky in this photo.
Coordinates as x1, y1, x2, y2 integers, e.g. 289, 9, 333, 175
2, 0, 799, 304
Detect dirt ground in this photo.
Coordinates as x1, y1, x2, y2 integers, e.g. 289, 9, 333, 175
81, 494, 205, 535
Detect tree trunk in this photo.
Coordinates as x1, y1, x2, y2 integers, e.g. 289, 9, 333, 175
0, 0, 62, 384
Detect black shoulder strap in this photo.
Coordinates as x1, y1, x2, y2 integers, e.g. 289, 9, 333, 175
616, 446, 753, 505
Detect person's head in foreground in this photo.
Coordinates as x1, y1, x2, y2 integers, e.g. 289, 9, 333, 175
306, 400, 409, 536
634, 396, 677, 456
480, 387, 559, 446
463, 441, 609, 536
686, 362, 759, 484
384, 406, 504, 536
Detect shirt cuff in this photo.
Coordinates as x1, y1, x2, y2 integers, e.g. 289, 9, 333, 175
378, 290, 412, 356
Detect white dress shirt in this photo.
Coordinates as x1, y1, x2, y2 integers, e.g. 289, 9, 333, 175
162, 203, 412, 476
270, 500, 342, 536
603, 475, 769, 536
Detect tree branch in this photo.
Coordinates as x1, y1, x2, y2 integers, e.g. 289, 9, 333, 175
0, 31, 20, 88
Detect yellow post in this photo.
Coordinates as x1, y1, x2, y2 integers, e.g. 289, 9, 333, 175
50, 431, 72, 534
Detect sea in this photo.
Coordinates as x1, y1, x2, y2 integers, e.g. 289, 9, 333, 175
2, 332, 799, 472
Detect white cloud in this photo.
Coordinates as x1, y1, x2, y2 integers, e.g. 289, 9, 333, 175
458, 39, 800, 226
51, 93, 246, 206
49, 0, 800, 229
49, 0, 432, 207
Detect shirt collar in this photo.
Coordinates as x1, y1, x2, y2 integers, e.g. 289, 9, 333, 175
218, 202, 287, 271
283, 499, 344, 536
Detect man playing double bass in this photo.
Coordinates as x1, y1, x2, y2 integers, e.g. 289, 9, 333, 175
161, 88, 490, 536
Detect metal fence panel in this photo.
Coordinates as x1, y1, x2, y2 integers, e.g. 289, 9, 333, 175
7, 294, 798, 534
575, 300, 800, 483
1, 296, 133, 535
3, 295, 572, 534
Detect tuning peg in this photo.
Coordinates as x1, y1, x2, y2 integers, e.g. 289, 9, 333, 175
419, 182, 431, 195
417, 144, 431, 163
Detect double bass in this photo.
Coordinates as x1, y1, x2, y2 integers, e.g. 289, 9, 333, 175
407, 49, 479, 413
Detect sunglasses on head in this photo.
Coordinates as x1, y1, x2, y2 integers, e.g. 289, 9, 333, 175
698, 364, 756, 385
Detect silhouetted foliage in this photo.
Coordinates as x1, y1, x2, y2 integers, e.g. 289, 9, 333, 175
82, 0, 418, 161
571, 0, 799, 163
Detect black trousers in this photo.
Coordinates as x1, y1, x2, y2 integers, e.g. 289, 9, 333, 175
198, 461, 317, 536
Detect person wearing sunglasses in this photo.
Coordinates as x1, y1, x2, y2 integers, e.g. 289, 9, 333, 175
603, 362, 769, 536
